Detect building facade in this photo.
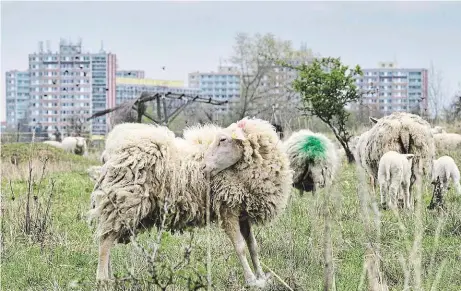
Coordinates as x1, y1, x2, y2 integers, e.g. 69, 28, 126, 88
27, 39, 117, 135
116, 70, 145, 79
5, 70, 30, 128
188, 66, 241, 114
354, 62, 429, 115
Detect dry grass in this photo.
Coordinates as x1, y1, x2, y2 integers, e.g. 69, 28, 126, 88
1, 141, 461, 290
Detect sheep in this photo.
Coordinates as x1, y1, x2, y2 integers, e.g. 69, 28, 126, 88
433, 133, 461, 153
202, 117, 293, 287
431, 155, 461, 196
283, 129, 339, 195
89, 119, 292, 288
61, 136, 88, 156
377, 151, 415, 210
364, 112, 435, 196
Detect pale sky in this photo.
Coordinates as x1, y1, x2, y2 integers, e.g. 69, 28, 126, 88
2, 1, 461, 122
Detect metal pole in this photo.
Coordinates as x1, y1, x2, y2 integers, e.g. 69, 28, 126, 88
156, 95, 162, 122
162, 95, 168, 125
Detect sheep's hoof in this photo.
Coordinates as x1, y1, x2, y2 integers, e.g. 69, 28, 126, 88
247, 273, 271, 288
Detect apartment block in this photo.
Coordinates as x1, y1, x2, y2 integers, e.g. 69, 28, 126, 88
116, 70, 145, 79
354, 62, 428, 115
27, 39, 116, 135
5, 70, 30, 127
188, 66, 241, 114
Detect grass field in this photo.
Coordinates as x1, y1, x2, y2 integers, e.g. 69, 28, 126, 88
1, 142, 461, 290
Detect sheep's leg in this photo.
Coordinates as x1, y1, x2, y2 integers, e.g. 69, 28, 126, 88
388, 184, 399, 210
403, 182, 412, 210
379, 182, 387, 210
454, 179, 461, 195
97, 232, 117, 281
222, 214, 258, 286
239, 219, 270, 284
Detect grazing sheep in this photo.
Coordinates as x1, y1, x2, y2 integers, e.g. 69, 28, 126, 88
89, 119, 292, 288
365, 112, 435, 195
433, 133, 461, 153
202, 117, 293, 287
283, 129, 339, 195
43, 140, 63, 149
431, 156, 461, 195
377, 151, 415, 210
61, 136, 88, 156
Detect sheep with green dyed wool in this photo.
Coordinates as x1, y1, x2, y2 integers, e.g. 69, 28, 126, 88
283, 129, 340, 195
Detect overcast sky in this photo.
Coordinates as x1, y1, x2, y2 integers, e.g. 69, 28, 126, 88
2, 1, 461, 121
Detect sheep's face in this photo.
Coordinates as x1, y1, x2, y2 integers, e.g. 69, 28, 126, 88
202, 128, 246, 177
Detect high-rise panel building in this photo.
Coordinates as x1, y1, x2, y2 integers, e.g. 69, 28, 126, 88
5, 70, 30, 127
27, 39, 116, 135
188, 66, 241, 114
354, 62, 428, 115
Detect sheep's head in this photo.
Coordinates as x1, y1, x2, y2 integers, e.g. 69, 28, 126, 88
202, 126, 246, 177
74, 137, 87, 155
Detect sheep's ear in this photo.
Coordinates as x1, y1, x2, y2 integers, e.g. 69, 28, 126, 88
369, 117, 378, 124
231, 127, 246, 141
405, 154, 415, 160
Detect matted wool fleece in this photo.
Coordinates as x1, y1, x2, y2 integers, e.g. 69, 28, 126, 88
88, 125, 209, 243
210, 118, 294, 225
363, 112, 435, 186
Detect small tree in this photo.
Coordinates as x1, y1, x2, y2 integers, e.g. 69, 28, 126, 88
280, 57, 363, 163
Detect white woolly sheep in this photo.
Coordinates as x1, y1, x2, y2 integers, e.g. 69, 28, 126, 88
377, 151, 415, 210
431, 155, 461, 195
433, 133, 461, 153
202, 117, 293, 287
364, 112, 435, 196
283, 129, 339, 195
61, 136, 88, 156
89, 119, 292, 288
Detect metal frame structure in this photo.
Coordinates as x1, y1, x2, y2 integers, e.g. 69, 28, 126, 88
87, 92, 228, 127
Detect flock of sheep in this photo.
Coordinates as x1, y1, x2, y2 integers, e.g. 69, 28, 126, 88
42, 112, 460, 288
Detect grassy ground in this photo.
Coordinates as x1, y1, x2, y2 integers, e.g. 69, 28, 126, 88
1, 142, 461, 290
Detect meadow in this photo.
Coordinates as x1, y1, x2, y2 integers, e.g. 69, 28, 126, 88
1, 140, 461, 291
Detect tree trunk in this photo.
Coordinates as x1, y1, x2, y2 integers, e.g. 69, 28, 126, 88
344, 146, 355, 164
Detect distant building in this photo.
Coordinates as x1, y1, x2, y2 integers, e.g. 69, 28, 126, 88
27, 39, 116, 135
188, 66, 241, 115
354, 62, 429, 116
115, 77, 201, 115
5, 70, 30, 128
116, 70, 145, 79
